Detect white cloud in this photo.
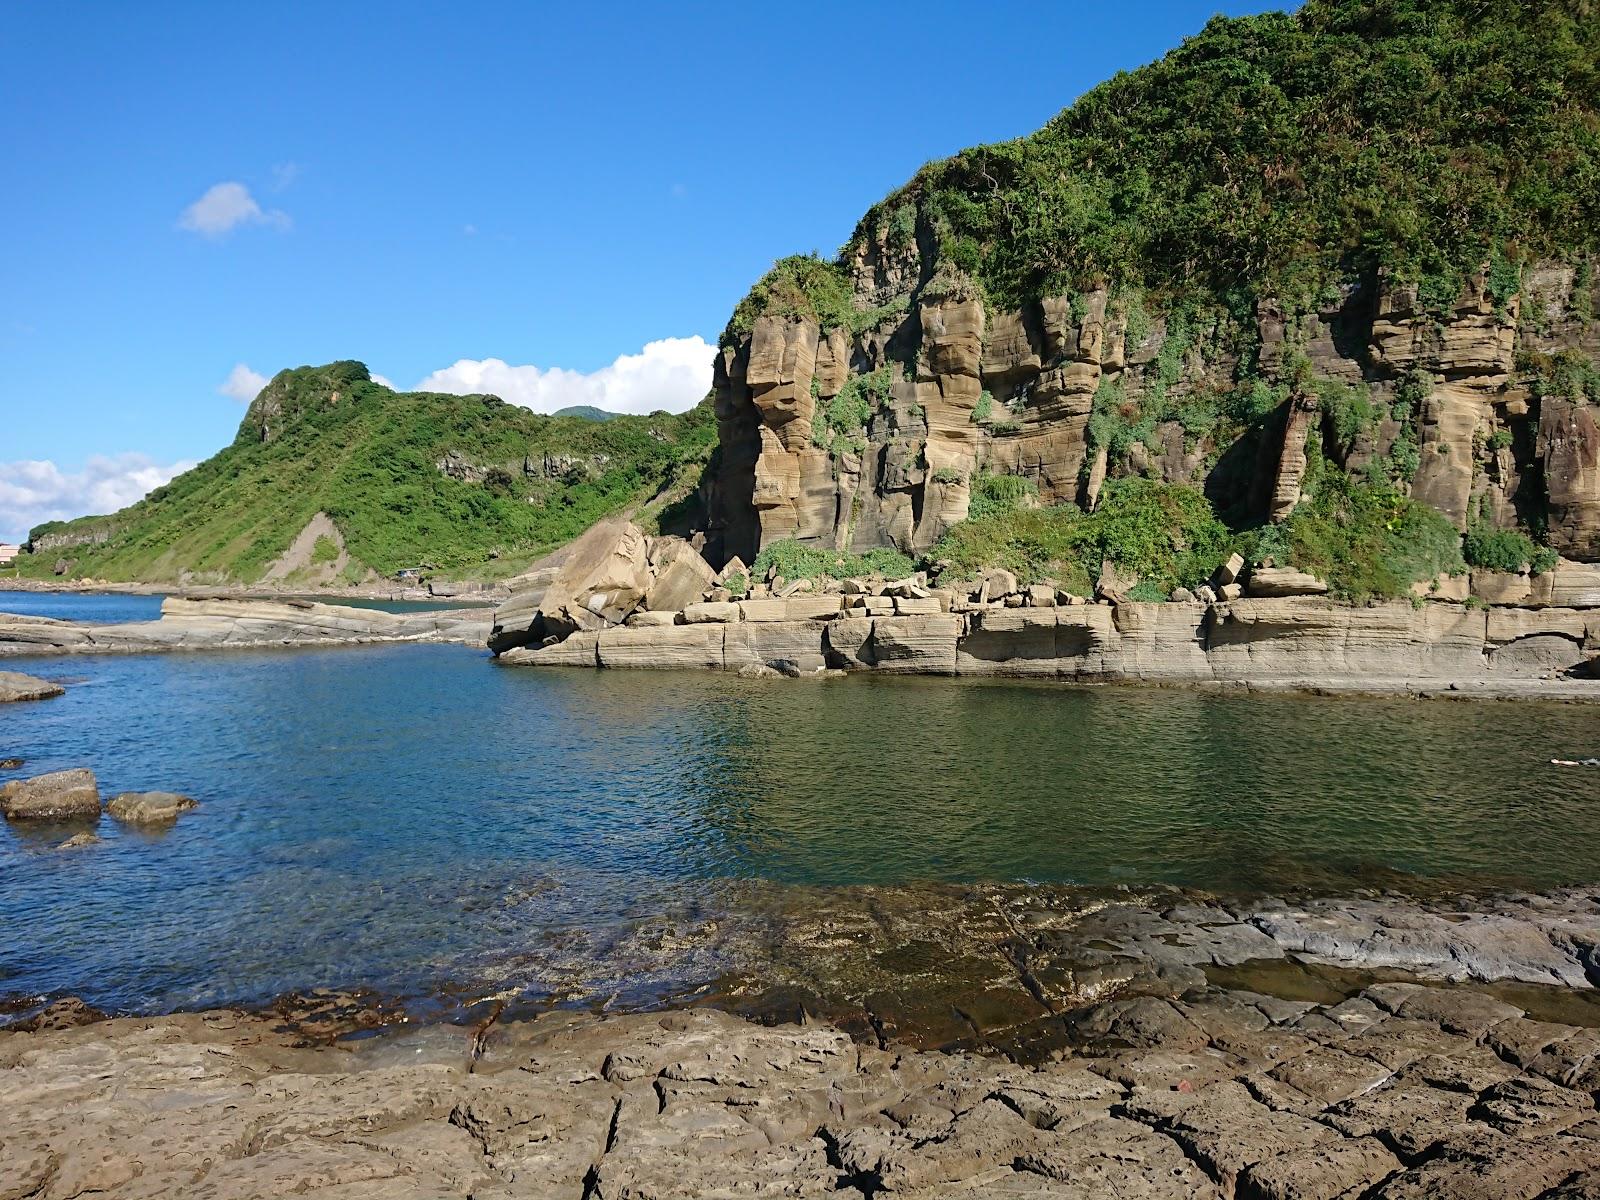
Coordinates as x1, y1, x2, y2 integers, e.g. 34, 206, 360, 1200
177, 182, 290, 237
0, 454, 196, 543
370, 373, 396, 389
412, 336, 714, 416
218, 363, 269, 403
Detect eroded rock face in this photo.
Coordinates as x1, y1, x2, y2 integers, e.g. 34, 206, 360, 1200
1, 768, 99, 821
503, 597, 1600, 694
706, 225, 1598, 574
1542, 395, 1600, 560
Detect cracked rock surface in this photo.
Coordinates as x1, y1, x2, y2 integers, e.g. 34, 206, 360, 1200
5, 970, 1600, 1199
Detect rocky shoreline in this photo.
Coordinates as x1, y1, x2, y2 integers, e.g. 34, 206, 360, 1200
5, 884, 1599, 1198
0, 596, 493, 656
484, 519, 1600, 701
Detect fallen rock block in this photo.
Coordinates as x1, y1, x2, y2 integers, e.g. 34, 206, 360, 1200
681, 601, 740, 624
1247, 566, 1329, 597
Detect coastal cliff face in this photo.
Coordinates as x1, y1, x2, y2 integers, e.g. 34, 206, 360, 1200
708, 230, 1600, 572
700, 0, 1600, 580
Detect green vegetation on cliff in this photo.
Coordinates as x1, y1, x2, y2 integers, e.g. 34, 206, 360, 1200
16, 363, 714, 585
708, 0, 1597, 601
932, 480, 1231, 595
724, 0, 1597, 330
886, 0, 1599, 309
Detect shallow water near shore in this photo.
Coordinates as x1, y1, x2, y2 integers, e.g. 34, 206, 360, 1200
4, 637, 1600, 1015
0, 588, 460, 623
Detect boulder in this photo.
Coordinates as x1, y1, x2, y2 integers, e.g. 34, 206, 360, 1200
1246, 566, 1329, 597
1170, 587, 1197, 603
0, 670, 64, 703
488, 520, 650, 653
978, 569, 1019, 604
0, 757, 23, 769
2, 768, 99, 821
106, 791, 198, 825
597, 625, 725, 670
1219, 582, 1244, 601
56, 831, 100, 850
497, 631, 601, 667
871, 614, 961, 674
641, 539, 716, 613
724, 620, 828, 674
1214, 553, 1245, 586
884, 577, 932, 600
1096, 559, 1135, 605
738, 597, 840, 622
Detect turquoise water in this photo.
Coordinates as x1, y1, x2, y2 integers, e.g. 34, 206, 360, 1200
0, 590, 164, 623
3, 641, 1600, 1013
0, 590, 459, 624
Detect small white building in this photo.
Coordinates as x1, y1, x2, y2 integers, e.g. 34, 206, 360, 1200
0, 544, 19, 564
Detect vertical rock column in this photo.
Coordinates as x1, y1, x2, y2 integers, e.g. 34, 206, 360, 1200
1541, 396, 1600, 560
745, 316, 831, 548
913, 296, 985, 548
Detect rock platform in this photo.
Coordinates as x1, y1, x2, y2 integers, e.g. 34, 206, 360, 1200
5, 885, 1600, 1197
0, 596, 491, 656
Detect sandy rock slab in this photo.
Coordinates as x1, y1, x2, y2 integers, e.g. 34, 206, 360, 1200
0, 669, 64, 702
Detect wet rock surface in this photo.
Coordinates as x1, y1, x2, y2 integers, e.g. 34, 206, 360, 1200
4, 965, 1598, 1199
5, 886, 1600, 1195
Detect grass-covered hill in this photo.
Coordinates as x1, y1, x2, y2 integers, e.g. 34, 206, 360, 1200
12, 361, 714, 586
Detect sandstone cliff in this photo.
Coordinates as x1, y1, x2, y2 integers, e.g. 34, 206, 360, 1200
707, 241, 1600, 575
699, 0, 1600, 583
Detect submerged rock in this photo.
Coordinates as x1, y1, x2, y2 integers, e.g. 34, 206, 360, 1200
106, 791, 198, 825
0, 670, 64, 702
1, 768, 99, 821
56, 831, 100, 850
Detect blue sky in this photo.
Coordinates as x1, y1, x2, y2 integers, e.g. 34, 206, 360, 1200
0, 0, 1284, 541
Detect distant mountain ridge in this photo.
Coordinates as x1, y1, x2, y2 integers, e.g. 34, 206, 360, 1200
552, 405, 621, 422
14, 362, 713, 585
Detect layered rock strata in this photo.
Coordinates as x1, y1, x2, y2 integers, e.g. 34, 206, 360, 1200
499, 594, 1600, 694
0, 597, 491, 656
707, 234, 1600, 574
